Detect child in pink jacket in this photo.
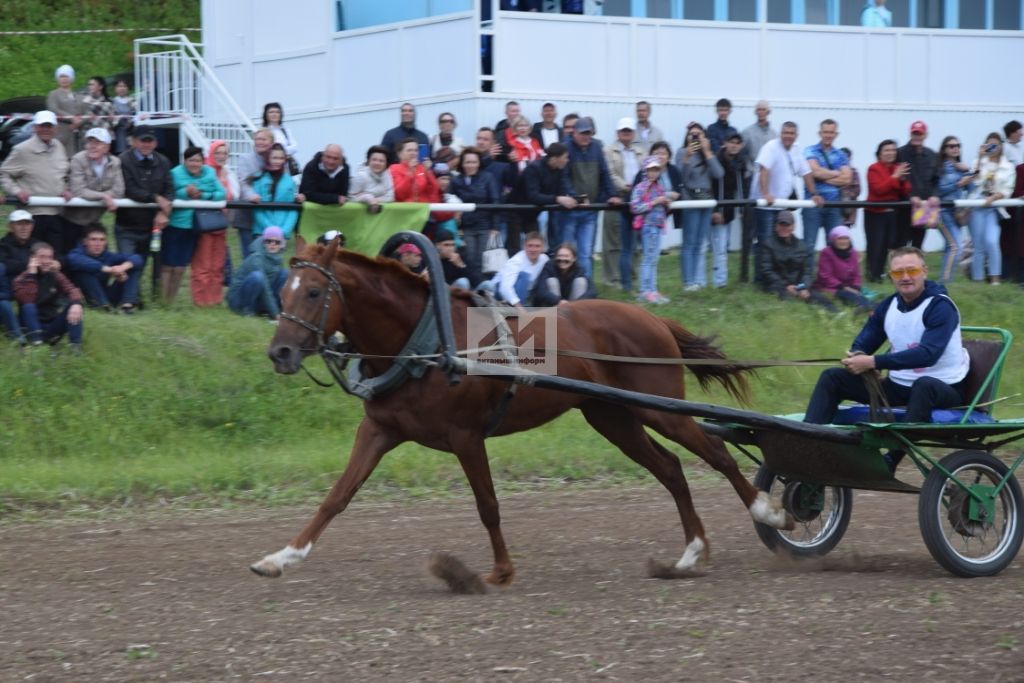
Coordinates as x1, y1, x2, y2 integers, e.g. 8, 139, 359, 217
813, 225, 872, 312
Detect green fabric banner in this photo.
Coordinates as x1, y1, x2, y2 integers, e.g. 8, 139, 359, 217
297, 202, 431, 255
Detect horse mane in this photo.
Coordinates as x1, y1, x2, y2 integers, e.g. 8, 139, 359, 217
297, 244, 487, 308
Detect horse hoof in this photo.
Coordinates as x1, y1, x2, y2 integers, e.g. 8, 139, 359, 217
647, 558, 706, 579
781, 511, 796, 531
484, 570, 515, 588
249, 560, 283, 578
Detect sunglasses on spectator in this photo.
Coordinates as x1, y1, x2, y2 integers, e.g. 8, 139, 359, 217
264, 239, 283, 246
439, 118, 455, 123
945, 143, 960, 148
889, 266, 923, 279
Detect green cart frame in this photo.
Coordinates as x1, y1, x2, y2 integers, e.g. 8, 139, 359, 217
703, 326, 1024, 578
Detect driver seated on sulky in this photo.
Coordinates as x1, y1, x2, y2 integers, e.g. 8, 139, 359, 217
803, 246, 970, 469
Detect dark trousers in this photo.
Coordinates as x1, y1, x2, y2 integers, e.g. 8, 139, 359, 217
804, 367, 965, 424
33, 215, 78, 259
20, 303, 83, 345
863, 210, 896, 282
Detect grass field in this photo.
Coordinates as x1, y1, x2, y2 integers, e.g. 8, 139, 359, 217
2, 247, 1022, 511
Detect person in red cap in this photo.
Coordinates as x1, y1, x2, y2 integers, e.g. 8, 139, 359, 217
896, 120, 939, 249
395, 242, 425, 275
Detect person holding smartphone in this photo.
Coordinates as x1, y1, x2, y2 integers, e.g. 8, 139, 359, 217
935, 136, 974, 282
675, 122, 724, 291
967, 133, 1015, 284
389, 138, 439, 203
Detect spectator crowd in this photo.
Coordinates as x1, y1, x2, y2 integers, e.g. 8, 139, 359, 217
2, 63, 1023, 353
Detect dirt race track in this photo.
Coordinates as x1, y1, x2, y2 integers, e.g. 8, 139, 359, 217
3, 473, 1023, 682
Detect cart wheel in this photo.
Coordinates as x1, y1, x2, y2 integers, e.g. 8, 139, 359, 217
752, 465, 853, 557
918, 450, 1024, 578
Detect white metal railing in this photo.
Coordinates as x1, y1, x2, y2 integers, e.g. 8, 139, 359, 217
19, 197, 1024, 211
134, 34, 255, 163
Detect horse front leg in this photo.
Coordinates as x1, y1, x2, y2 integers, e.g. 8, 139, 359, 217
451, 432, 514, 587
250, 417, 401, 578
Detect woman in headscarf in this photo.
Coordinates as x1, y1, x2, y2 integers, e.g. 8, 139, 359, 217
190, 140, 239, 306
45, 64, 86, 153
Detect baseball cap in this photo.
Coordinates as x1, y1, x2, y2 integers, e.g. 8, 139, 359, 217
132, 125, 157, 140
776, 210, 795, 225
616, 117, 636, 131
575, 116, 595, 134
396, 243, 422, 256
32, 110, 57, 126
8, 209, 34, 223
910, 120, 927, 135
85, 127, 112, 144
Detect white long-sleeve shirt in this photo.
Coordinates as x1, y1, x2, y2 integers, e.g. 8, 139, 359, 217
496, 250, 549, 305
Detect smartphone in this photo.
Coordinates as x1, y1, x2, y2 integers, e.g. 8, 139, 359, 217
576, 193, 589, 204
984, 143, 999, 154
418, 143, 430, 162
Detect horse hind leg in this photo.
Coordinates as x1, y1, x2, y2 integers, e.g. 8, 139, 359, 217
250, 418, 400, 578
645, 412, 794, 531
579, 402, 710, 576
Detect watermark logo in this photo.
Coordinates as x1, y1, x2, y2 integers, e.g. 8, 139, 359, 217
466, 306, 558, 375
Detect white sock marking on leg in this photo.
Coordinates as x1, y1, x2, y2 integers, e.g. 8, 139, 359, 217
750, 491, 787, 528
674, 537, 705, 571
261, 542, 312, 571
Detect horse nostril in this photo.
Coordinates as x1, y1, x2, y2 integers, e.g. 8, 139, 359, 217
270, 345, 293, 362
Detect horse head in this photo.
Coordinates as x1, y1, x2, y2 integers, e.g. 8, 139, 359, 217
268, 237, 345, 374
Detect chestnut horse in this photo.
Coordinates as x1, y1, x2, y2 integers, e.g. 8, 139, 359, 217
252, 240, 792, 585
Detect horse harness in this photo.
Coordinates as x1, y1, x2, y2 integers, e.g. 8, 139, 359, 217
282, 259, 517, 432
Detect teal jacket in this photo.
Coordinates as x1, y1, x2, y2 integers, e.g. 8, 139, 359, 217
228, 241, 286, 317
169, 164, 226, 229
251, 170, 298, 238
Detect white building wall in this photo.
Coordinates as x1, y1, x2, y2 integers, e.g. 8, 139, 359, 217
200, 2, 1024, 252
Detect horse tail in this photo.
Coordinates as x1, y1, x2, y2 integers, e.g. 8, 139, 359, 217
662, 318, 753, 405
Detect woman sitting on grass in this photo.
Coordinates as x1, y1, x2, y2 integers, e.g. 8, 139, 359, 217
531, 243, 596, 307
812, 225, 872, 313
227, 227, 288, 318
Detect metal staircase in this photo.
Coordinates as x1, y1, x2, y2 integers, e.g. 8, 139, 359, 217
133, 34, 254, 162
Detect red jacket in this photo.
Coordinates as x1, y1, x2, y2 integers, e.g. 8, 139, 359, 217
389, 163, 440, 203
866, 161, 910, 213
505, 128, 544, 169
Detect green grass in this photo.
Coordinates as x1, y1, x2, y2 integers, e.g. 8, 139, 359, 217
0, 1, 200, 102
2, 249, 1023, 509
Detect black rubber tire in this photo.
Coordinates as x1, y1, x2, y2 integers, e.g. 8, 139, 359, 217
918, 450, 1024, 578
752, 464, 853, 558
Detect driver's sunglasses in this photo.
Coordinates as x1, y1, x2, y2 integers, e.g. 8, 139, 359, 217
889, 266, 923, 279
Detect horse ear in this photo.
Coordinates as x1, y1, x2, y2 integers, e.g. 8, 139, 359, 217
294, 233, 307, 254
321, 235, 340, 264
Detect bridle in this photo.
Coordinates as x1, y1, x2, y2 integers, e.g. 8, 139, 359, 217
278, 259, 347, 352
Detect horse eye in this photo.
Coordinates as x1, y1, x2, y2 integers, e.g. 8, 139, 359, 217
307, 288, 321, 299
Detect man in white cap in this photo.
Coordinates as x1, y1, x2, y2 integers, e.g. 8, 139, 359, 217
603, 116, 644, 288
0, 210, 40, 280
45, 64, 86, 153
0, 110, 72, 255
64, 127, 124, 241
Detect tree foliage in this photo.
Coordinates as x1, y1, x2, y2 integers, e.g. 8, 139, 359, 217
0, 0, 200, 103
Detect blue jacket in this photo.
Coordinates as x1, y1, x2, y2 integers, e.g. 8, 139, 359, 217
852, 280, 960, 371
67, 244, 143, 275
252, 171, 298, 238
169, 165, 226, 229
